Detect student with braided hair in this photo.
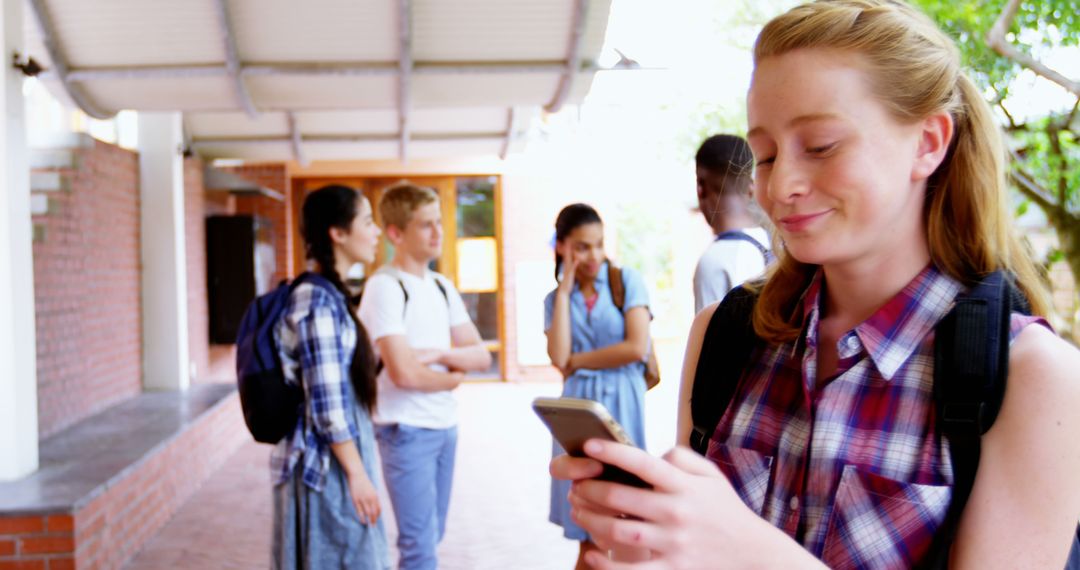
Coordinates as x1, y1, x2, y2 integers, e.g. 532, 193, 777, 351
271, 184, 389, 569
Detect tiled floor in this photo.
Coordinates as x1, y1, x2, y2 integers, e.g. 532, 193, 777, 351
128, 342, 683, 569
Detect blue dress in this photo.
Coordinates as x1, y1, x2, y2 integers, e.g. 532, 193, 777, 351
544, 261, 650, 540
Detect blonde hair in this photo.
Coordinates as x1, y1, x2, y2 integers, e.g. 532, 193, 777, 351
379, 183, 439, 231
749, 0, 1052, 343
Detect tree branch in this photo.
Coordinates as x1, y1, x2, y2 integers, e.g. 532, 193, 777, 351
1063, 96, 1080, 130
986, 0, 1080, 97
1046, 123, 1068, 207
1007, 147, 1059, 216
997, 99, 1025, 131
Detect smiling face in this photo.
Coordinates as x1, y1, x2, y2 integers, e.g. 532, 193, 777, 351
746, 48, 934, 271
557, 222, 605, 280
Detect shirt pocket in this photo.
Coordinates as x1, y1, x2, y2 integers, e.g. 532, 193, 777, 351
822, 465, 951, 570
708, 444, 774, 515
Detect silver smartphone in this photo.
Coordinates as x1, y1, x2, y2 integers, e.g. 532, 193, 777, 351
532, 397, 651, 489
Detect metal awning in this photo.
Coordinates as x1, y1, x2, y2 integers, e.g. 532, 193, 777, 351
22, 0, 615, 163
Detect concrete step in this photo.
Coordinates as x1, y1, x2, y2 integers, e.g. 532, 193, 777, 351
30, 193, 52, 216
29, 148, 78, 170
28, 132, 94, 171
30, 170, 68, 192
29, 131, 95, 151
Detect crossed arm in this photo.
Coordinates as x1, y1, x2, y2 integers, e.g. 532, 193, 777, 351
376, 321, 492, 392
546, 299, 651, 376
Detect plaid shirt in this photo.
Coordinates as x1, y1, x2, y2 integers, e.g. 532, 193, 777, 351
270, 281, 361, 491
706, 264, 1045, 569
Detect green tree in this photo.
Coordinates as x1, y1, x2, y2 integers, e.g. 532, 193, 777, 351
912, 0, 1080, 322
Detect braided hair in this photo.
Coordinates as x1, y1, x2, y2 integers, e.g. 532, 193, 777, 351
300, 185, 377, 413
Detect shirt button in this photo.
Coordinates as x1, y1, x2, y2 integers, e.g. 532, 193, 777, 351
790, 496, 800, 511
846, 336, 859, 350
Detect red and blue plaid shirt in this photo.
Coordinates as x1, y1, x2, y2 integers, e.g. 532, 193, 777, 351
706, 264, 1046, 569
270, 282, 362, 491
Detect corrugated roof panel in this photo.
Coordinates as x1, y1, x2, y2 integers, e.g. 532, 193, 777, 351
41, 0, 223, 67
21, 0, 617, 162
245, 76, 397, 109
295, 110, 399, 136
197, 141, 293, 162
186, 112, 290, 138
579, 0, 613, 62
22, 10, 54, 69
230, 0, 397, 63
410, 138, 503, 159
79, 78, 234, 112
414, 0, 573, 62
413, 74, 560, 108
411, 108, 509, 134
303, 140, 401, 161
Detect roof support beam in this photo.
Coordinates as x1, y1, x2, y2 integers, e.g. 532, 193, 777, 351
66, 65, 228, 82
500, 107, 516, 159
285, 112, 308, 167
397, 0, 413, 163
191, 132, 506, 145
25, 0, 114, 119
211, 0, 258, 118
544, 0, 589, 113
45, 61, 602, 83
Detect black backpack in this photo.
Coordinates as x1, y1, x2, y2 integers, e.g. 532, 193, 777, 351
235, 272, 334, 444
689, 271, 1080, 568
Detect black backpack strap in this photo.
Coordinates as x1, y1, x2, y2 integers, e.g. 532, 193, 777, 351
924, 272, 1080, 568
374, 276, 448, 376
433, 277, 449, 304
689, 285, 760, 455
920, 271, 1014, 569
371, 278, 408, 375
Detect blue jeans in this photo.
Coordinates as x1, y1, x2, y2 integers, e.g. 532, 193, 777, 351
375, 424, 457, 570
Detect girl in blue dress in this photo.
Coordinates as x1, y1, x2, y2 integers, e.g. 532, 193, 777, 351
544, 203, 652, 569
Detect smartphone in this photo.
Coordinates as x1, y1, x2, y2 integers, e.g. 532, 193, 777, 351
532, 397, 651, 489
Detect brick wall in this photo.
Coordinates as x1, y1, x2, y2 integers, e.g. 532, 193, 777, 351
0, 392, 246, 569
222, 165, 293, 284
32, 140, 143, 438
0, 514, 74, 569
184, 158, 211, 384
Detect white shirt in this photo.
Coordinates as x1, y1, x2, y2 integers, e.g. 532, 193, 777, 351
357, 266, 471, 429
692, 226, 771, 314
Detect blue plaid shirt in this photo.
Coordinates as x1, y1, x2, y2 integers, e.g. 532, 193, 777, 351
270, 281, 362, 491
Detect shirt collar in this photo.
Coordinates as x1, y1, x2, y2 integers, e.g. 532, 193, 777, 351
802, 264, 963, 380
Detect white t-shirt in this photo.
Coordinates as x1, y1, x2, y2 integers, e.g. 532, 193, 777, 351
692, 227, 771, 314
357, 266, 471, 429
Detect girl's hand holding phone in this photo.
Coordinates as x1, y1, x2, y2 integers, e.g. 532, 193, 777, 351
555, 439, 815, 570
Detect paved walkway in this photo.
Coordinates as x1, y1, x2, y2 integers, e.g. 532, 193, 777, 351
128, 343, 683, 569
